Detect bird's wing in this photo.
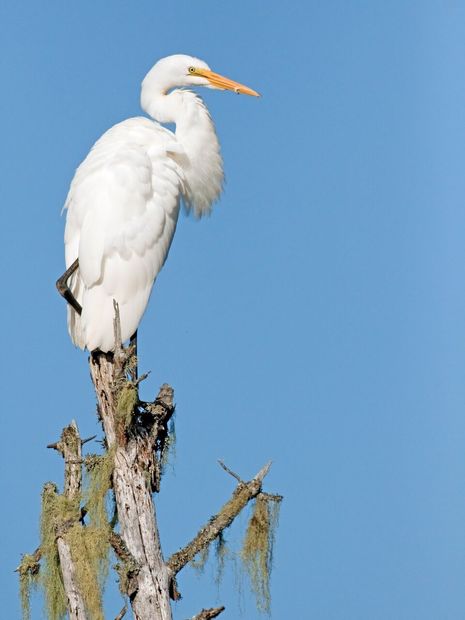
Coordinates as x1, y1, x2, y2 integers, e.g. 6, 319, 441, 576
64, 118, 184, 351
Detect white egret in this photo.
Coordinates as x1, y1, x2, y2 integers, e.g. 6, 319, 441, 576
57, 54, 259, 353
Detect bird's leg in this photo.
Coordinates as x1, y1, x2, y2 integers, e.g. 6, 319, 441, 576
129, 330, 138, 381
56, 259, 82, 315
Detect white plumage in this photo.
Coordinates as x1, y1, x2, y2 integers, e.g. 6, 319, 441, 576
61, 54, 259, 352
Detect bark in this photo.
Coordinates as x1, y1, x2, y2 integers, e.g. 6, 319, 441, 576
114, 604, 128, 620
89, 350, 172, 620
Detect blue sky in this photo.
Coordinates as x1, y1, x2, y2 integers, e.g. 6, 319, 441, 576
2, 1, 465, 618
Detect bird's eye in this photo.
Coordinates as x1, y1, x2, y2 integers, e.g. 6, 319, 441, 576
188, 66, 196, 74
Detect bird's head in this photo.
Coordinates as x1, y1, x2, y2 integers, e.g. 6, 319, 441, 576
142, 54, 260, 98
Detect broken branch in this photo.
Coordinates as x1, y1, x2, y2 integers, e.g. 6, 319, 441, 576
192, 606, 225, 620
167, 462, 272, 576
52, 422, 88, 620
217, 460, 242, 483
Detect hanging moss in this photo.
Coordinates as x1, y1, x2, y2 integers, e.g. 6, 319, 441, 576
190, 544, 210, 574
40, 483, 78, 620
65, 524, 108, 620
214, 532, 228, 587
39, 456, 113, 620
73, 448, 115, 614
240, 495, 281, 614
84, 447, 115, 530
18, 553, 40, 620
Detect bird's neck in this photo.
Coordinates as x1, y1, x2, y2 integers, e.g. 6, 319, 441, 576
146, 90, 224, 216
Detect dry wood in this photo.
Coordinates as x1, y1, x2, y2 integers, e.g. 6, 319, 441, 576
114, 603, 128, 620
89, 345, 172, 620
167, 462, 272, 576
56, 538, 87, 620
191, 606, 225, 620
51, 421, 88, 620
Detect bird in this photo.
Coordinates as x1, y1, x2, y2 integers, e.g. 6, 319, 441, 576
57, 54, 259, 353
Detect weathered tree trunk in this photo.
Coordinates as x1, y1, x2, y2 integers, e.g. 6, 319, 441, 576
89, 350, 172, 620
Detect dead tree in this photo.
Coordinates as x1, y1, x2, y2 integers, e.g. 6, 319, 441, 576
18, 308, 282, 619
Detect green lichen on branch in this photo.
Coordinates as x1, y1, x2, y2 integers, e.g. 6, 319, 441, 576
61, 423, 81, 458
241, 495, 281, 614
18, 551, 40, 620
115, 383, 138, 440
190, 494, 280, 614
40, 483, 78, 620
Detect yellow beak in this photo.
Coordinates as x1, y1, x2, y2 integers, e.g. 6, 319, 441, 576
193, 68, 260, 97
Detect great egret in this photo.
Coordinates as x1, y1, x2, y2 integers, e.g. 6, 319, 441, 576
57, 54, 259, 353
